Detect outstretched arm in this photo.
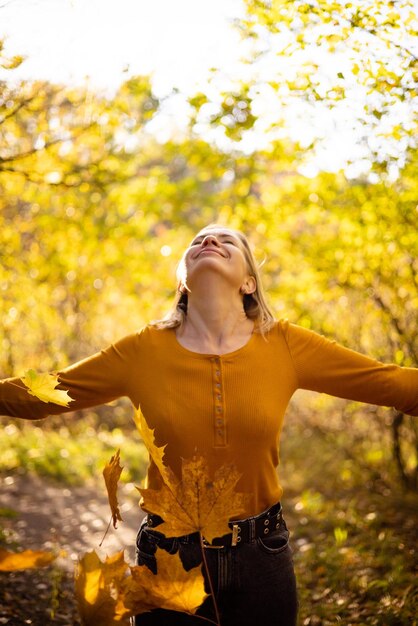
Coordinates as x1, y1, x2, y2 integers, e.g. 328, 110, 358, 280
0, 332, 141, 420
282, 321, 418, 416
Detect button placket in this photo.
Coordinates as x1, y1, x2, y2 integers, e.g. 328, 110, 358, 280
212, 357, 226, 447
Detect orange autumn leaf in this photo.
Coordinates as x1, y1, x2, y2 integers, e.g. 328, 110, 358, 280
134, 409, 177, 488
135, 409, 250, 543
0, 548, 56, 571
75, 550, 130, 626
139, 454, 251, 543
74, 548, 207, 624
103, 449, 123, 528
123, 547, 207, 616
21, 369, 73, 406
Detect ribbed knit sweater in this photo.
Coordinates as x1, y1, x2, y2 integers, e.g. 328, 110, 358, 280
1, 320, 417, 516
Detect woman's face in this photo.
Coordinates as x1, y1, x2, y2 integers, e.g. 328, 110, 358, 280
180, 228, 255, 292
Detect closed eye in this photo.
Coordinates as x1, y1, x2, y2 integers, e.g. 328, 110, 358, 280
190, 235, 239, 247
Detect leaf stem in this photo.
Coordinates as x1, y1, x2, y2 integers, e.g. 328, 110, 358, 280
99, 514, 112, 547
199, 533, 221, 626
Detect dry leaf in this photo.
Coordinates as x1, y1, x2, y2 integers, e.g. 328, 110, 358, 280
0, 548, 56, 571
21, 369, 73, 406
123, 547, 207, 616
134, 409, 177, 488
135, 409, 250, 542
139, 455, 250, 543
75, 550, 130, 626
74, 548, 207, 624
103, 449, 123, 528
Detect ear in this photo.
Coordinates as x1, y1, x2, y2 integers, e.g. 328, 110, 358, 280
240, 276, 256, 295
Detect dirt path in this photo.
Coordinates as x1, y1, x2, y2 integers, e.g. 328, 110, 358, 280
0, 472, 145, 625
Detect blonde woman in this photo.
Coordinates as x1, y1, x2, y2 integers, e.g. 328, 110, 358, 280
1, 224, 417, 626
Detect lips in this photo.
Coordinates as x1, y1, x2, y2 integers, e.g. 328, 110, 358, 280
196, 248, 226, 258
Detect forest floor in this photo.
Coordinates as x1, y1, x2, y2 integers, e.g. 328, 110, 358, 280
0, 471, 417, 625
0, 472, 145, 625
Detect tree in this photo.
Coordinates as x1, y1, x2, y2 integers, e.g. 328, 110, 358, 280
234, 0, 418, 173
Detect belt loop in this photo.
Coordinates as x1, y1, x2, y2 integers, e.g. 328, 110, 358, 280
231, 524, 240, 547
249, 518, 256, 543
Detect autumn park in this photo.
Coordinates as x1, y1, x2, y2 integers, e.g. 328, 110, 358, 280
0, 0, 417, 624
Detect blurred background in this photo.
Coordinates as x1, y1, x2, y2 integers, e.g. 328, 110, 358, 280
0, 1, 417, 624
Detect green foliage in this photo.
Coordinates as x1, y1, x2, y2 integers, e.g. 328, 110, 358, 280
0, 33, 417, 624
0, 422, 148, 485
239, 0, 418, 170
281, 405, 418, 625
0, 59, 416, 482
189, 86, 257, 141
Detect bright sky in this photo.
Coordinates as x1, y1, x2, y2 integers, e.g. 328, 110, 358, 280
0, 0, 245, 94
0, 0, 410, 175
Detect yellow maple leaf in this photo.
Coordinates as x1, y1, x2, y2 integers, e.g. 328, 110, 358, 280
134, 409, 177, 488
135, 410, 250, 543
21, 369, 73, 406
103, 449, 123, 528
0, 548, 56, 571
75, 550, 130, 626
123, 548, 208, 616
75, 548, 207, 624
139, 455, 250, 543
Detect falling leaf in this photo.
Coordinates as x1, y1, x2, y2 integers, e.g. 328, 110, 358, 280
139, 455, 250, 543
135, 410, 250, 543
75, 550, 130, 626
74, 548, 207, 624
123, 547, 207, 616
134, 409, 177, 488
21, 369, 73, 406
103, 449, 123, 528
0, 548, 56, 571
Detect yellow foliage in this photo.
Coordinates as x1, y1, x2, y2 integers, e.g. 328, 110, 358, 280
21, 369, 73, 407
139, 454, 250, 543
74, 548, 207, 624
102, 449, 123, 528
135, 409, 250, 543
0, 548, 56, 571
75, 550, 130, 625
123, 548, 207, 616
134, 410, 175, 488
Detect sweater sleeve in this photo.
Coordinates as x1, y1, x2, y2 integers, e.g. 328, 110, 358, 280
282, 321, 418, 416
0, 333, 140, 420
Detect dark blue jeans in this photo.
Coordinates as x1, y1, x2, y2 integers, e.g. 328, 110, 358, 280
133, 512, 298, 626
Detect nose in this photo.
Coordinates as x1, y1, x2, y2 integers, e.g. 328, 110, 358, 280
201, 235, 220, 247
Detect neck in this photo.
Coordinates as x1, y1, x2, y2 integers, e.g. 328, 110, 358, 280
179, 278, 252, 351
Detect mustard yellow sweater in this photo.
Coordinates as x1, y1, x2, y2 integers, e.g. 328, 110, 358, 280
1, 321, 417, 516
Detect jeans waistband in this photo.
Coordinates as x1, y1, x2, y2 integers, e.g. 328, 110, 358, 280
146, 501, 283, 547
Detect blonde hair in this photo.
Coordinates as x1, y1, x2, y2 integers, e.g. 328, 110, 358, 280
151, 224, 276, 334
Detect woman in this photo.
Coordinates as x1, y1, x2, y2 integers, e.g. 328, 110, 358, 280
1, 224, 417, 626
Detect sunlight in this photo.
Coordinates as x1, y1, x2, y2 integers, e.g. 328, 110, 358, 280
0, 0, 245, 93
